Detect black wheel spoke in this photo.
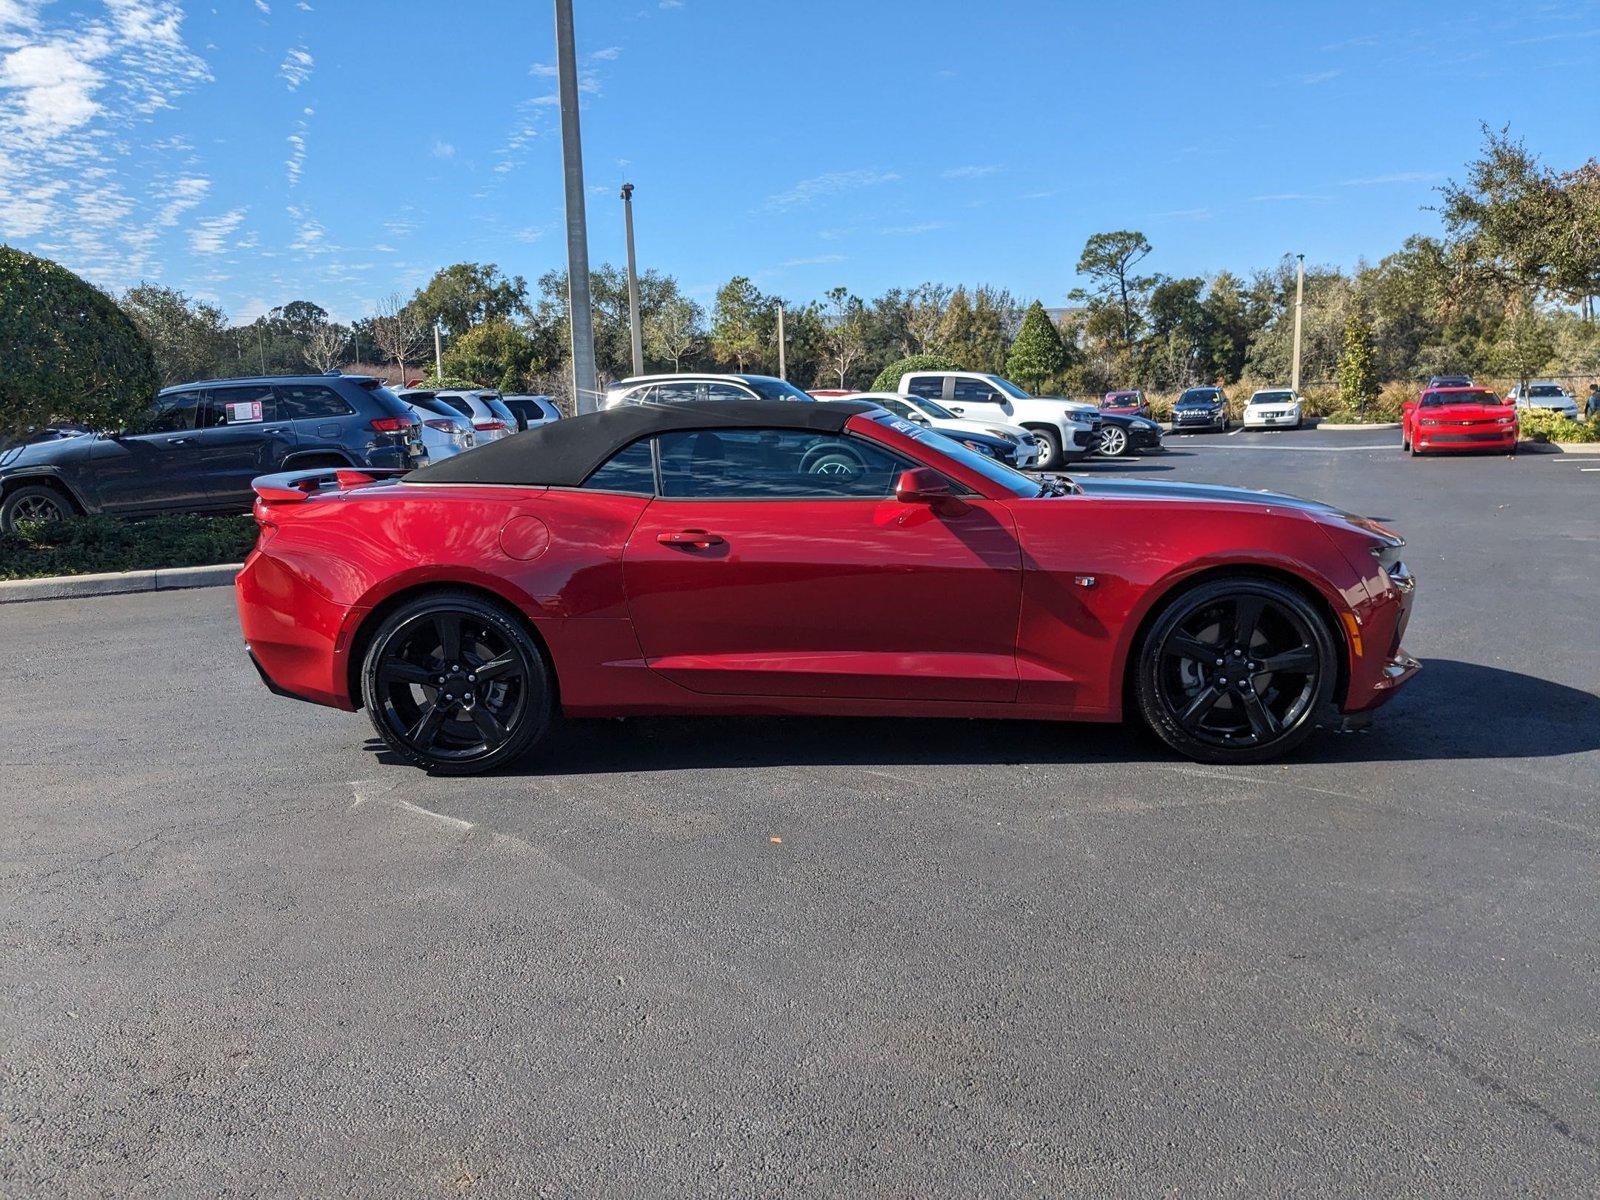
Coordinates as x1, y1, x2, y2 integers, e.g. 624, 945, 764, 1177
1231, 596, 1264, 646
1179, 683, 1224, 728
1163, 632, 1219, 664
1258, 645, 1315, 675
472, 654, 517, 682
468, 704, 507, 745
435, 614, 461, 664
380, 659, 432, 686
407, 698, 448, 749
1238, 683, 1280, 740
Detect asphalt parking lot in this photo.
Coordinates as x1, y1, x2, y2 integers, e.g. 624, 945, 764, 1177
4, 427, 1598, 1195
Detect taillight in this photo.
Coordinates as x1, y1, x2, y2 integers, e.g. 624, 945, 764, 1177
370, 416, 413, 433
423, 419, 456, 432
474, 420, 507, 433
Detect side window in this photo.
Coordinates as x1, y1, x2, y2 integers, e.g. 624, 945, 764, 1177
878, 397, 913, 418
581, 438, 655, 494
436, 394, 473, 418
204, 384, 278, 427
652, 381, 703, 404
145, 391, 203, 433
905, 375, 943, 400
952, 379, 1000, 404
657, 429, 906, 500
704, 382, 755, 401
277, 384, 355, 421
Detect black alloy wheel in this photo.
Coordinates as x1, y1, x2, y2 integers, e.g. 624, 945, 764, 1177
360, 591, 551, 774
0, 484, 71, 532
1135, 577, 1335, 764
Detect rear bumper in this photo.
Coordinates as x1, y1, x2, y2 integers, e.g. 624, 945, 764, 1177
236, 548, 360, 710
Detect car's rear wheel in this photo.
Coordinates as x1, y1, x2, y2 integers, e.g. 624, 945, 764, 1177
1134, 577, 1335, 764
1097, 425, 1129, 457
360, 591, 552, 775
1, 483, 73, 532
1028, 426, 1064, 470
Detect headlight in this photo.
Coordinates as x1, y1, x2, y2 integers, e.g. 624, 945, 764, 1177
959, 438, 995, 457
1497, 416, 1514, 426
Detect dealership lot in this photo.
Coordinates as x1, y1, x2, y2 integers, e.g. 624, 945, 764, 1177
3, 430, 1598, 1194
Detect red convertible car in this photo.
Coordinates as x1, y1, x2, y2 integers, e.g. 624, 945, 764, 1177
1401, 386, 1518, 456
236, 399, 1418, 774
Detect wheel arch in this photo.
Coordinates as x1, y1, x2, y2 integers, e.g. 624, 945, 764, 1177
1116, 561, 1351, 721
343, 579, 559, 713
0, 470, 88, 513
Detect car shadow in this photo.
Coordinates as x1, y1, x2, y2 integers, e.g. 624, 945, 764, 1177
1076, 460, 1177, 473
362, 658, 1597, 776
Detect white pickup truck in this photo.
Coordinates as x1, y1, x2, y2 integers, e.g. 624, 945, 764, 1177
895, 370, 1099, 469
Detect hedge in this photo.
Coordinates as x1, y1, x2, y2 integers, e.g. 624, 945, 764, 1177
1517, 408, 1600, 443
870, 353, 964, 392
0, 514, 258, 581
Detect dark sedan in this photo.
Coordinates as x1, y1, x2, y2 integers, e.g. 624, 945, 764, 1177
1092, 411, 1165, 457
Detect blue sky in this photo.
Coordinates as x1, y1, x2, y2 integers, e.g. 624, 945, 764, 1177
1, 0, 1595, 322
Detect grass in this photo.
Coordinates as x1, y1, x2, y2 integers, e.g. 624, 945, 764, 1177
0, 513, 258, 581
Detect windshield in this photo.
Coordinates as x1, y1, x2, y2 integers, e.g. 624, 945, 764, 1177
1528, 385, 1564, 398
1178, 389, 1221, 405
1251, 392, 1293, 403
985, 375, 1031, 400
747, 377, 815, 402
877, 415, 1040, 498
1422, 390, 1500, 407
914, 397, 957, 419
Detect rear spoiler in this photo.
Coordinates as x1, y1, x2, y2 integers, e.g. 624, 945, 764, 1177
251, 466, 409, 504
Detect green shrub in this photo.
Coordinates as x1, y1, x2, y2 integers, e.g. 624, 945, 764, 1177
870, 353, 964, 392
418, 375, 484, 391
0, 514, 258, 581
1518, 408, 1600, 443
0, 246, 160, 443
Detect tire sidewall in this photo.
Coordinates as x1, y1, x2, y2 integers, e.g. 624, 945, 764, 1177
1135, 577, 1337, 765
360, 591, 552, 775
1, 484, 71, 533
1030, 427, 1063, 470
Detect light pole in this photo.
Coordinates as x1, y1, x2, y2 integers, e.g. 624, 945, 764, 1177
433, 319, 444, 379
775, 302, 787, 380
554, 0, 598, 412
621, 183, 643, 376
1290, 253, 1306, 394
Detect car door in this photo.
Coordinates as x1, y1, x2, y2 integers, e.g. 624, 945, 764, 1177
194, 383, 298, 507
622, 426, 1022, 701
90, 390, 213, 513
946, 378, 1007, 419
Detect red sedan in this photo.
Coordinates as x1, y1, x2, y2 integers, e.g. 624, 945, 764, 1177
1402, 387, 1518, 456
237, 399, 1419, 774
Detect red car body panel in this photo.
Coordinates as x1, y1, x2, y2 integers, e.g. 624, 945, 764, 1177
237, 413, 1417, 727
1402, 387, 1518, 454
1101, 390, 1150, 418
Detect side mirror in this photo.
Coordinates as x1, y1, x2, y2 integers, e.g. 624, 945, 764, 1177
895, 467, 952, 505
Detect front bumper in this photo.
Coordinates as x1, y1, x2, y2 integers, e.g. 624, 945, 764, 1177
1243, 409, 1300, 427
1172, 411, 1226, 431
1413, 425, 1516, 452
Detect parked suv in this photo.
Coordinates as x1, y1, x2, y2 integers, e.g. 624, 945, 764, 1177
0, 374, 426, 531
501, 394, 562, 431
431, 389, 518, 442
604, 373, 817, 406
894, 370, 1098, 469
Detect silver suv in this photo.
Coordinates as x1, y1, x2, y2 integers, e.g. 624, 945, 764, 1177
603, 373, 816, 407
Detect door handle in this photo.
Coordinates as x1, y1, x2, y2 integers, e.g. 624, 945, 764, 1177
657, 529, 724, 548
165, 436, 194, 446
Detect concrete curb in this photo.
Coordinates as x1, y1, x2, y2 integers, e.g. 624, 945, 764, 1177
1314, 422, 1401, 431
0, 562, 241, 605
1548, 441, 1600, 454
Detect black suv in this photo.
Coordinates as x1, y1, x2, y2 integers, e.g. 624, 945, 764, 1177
0, 374, 426, 531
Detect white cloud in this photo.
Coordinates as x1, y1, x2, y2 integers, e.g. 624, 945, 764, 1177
285, 130, 306, 183
254, 0, 270, 13
780, 253, 845, 267
1250, 192, 1333, 203
1299, 69, 1341, 85
1340, 171, 1442, 186
279, 44, 312, 90
660, 0, 683, 8
879, 221, 945, 236
155, 174, 209, 226
430, 138, 455, 159
941, 164, 998, 180
189, 207, 247, 254
0, 40, 109, 136
766, 169, 900, 211
589, 46, 621, 60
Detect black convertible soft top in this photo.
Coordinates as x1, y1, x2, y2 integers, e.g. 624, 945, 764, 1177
406, 398, 881, 488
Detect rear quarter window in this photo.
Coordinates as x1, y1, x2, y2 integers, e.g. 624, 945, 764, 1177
277, 384, 356, 420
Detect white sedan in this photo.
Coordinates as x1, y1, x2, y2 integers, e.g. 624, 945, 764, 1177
1508, 382, 1579, 420
842, 391, 1044, 469
1243, 388, 1304, 430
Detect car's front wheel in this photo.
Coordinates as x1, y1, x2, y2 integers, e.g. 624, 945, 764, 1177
1134, 577, 1336, 764
360, 590, 552, 774
1096, 425, 1129, 457
0, 483, 73, 532
1028, 426, 1064, 470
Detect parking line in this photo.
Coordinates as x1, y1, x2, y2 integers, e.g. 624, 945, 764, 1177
1227, 427, 1243, 436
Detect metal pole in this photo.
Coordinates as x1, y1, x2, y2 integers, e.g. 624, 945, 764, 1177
258, 327, 266, 375
776, 303, 786, 380
555, 0, 598, 412
433, 320, 444, 378
1290, 253, 1306, 394
621, 183, 644, 376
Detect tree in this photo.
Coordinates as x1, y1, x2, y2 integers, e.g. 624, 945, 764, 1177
120, 283, 230, 385
870, 352, 963, 392
440, 318, 552, 392
968, 289, 1010, 374
644, 295, 704, 370
410, 263, 529, 336
710, 276, 768, 371
303, 320, 349, 373
370, 292, 427, 383
934, 287, 975, 364
1337, 309, 1380, 416
1005, 301, 1068, 389
1, 247, 159, 441
904, 282, 952, 354
1490, 304, 1556, 396
820, 287, 869, 387
1071, 230, 1155, 351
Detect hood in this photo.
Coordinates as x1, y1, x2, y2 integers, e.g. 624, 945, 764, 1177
0, 433, 94, 471
1175, 395, 1223, 409
1074, 476, 1403, 546
1033, 393, 1099, 415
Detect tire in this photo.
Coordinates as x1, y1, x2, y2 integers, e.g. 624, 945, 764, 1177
0, 483, 74, 532
1134, 576, 1336, 765
1096, 425, 1129, 457
802, 448, 863, 478
1028, 426, 1064, 470
360, 590, 553, 775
